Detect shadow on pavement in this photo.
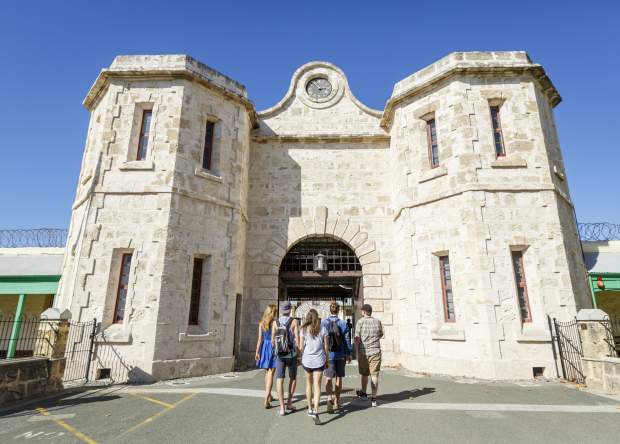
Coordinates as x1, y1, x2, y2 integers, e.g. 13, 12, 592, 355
0, 386, 125, 419
317, 387, 436, 425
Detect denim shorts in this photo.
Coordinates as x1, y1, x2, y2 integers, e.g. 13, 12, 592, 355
276, 356, 298, 379
324, 359, 346, 378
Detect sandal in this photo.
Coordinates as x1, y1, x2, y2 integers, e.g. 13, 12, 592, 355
264, 400, 272, 409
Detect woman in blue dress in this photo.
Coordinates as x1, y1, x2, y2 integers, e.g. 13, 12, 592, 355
255, 304, 277, 408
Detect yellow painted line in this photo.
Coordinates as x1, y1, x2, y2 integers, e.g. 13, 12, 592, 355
118, 392, 197, 438
35, 407, 97, 444
130, 393, 174, 408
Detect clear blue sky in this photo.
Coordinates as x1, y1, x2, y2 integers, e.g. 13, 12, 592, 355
1, 1, 618, 228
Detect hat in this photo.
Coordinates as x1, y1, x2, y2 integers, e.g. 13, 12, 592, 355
361, 303, 372, 314
280, 301, 292, 315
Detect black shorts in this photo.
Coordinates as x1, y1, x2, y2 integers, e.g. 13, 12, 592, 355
324, 359, 346, 378
303, 365, 324, 373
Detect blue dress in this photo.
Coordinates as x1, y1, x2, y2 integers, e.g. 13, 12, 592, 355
257, 327, 276, 369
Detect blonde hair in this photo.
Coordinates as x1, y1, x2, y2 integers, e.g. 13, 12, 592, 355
260, 304, 277, 331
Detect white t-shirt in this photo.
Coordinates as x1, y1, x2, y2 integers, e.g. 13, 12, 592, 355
301, 326, 327, 369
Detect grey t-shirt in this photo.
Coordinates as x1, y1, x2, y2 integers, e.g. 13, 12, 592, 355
301, 326, 327, 369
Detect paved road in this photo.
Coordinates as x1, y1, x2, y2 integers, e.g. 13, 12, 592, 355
1, 366, 619, 443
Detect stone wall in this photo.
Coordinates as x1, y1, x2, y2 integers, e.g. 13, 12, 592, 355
0, 357, 64, 406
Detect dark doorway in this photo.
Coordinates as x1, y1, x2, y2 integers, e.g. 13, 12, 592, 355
278, 236, 362, 354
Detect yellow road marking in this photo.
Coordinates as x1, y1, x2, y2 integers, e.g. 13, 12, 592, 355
35, 407, 97, 444
130, 393, 174, 408
118, 392, 197, 438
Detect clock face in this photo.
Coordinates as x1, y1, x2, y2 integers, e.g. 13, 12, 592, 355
306, 77, 332, 99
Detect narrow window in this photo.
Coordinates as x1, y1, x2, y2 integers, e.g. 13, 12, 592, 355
189, 258, 204, 325
511, 251, 532, 322
426, 118, 439, 168
490, 106, 506, 157
202, 121, 215, 171
136, 110, 152, 161
113, 253, 132, 323
439, 255, 455, 322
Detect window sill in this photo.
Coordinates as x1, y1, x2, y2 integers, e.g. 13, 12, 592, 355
119, 160, 155, 171
194, 167, 223, 183
418, 165, 448, 184
179, 326, 218, 342
97, 324, 132, 344
490, 157, 527, 169
516, 326, 550, 343
431, 324, 466, 341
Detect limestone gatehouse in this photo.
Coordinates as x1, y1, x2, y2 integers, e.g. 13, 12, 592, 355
55, 51, 591, 382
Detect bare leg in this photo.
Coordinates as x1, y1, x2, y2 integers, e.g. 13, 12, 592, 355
335, 376, 342, 405
325, 377, 333, 402
264, 369, 274, 405
312, 371, 322, 413
288, 377, 297, 408
370, 373, 379, 398
305, 372, 313, 411
361, 375, 369, 394
277, 378, 285, 413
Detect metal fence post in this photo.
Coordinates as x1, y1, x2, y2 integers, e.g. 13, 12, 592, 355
84, 319, 97, 381
553, 318, 567, 380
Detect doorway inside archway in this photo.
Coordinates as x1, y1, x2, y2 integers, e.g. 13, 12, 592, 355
278, 236, 362, 353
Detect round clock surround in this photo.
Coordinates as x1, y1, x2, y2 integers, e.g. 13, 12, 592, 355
306, 77, 332, 100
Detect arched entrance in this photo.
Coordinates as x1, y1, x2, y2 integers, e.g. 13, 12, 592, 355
278, 236, 362, 328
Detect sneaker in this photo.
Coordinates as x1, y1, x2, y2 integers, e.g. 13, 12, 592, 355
307, 409, 314, 417
356, 390, 368, 399
326, 400, 334, 414
311, 412, 321, 425
278, 409, 286, 416
371, 398, 378, 407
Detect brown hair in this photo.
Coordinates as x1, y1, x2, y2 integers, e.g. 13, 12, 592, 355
301, 309, 321, 338
329, 301, 340, 315
259, 304, 277, 331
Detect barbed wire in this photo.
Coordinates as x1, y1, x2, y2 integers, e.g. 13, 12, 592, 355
0, 229, 68, 248
0, 223, 617, 248
577, 223, 620, 242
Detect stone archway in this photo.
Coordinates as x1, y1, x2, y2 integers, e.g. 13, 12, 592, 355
255, 206, 391, 308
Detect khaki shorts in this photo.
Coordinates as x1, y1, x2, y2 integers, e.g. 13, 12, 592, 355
358, 353, 381, 376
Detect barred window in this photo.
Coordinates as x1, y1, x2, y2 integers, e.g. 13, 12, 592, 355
202, 121, 215, 171
189, 258, 204, 325
490, 106, 506, 157
426, 118, 439, 168
136, 110, 152, 161
439, 255, 455, 322
113, 253, 132, 323
511, 251, 532, 322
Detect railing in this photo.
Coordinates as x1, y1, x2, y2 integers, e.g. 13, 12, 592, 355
0, 316, 55, 359
578, 223, 620, 242
0, 228, 67, 248
610, 317, 620, 356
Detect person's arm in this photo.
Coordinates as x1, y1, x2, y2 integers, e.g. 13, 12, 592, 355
293, 319, 300, 351
354, 321, 360, 356
343, 320, 352, 362
299, 326, 305, 355
323, 331, 330, 369
255, 325, 263, 362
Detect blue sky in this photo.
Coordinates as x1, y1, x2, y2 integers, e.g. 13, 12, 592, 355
1, 1, 618, 228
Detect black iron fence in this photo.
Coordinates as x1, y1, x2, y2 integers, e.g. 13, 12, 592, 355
609, 317, 620, 355
0, 316, 56, 359
0, 228, 68, 248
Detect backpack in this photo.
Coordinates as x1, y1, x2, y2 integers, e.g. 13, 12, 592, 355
327, 319, 343, 353
274, 317, 294, 356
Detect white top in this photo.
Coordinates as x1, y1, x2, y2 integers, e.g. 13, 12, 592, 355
301, 326, 328, 369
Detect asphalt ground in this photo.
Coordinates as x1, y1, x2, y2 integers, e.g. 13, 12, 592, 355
1, 365, 620, 443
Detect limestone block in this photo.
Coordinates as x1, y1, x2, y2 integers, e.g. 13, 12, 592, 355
358, 250, 379, 266
363, 287, 391, 300
363, 274, 383, 288
356, 240, 376, 258
333, 217, 349, 238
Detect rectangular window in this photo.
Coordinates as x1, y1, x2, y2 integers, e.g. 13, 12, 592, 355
426, 118, 439, 168
136, 110, 152, 161
490, 106, 506, 157
113, 253, 132, 323
511, 251, 532, 322
189, 257, 204, 325
439, 255, 455, 322
202, 121, 215, 171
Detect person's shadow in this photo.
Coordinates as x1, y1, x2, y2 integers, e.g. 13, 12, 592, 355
318, 387, 436, 425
